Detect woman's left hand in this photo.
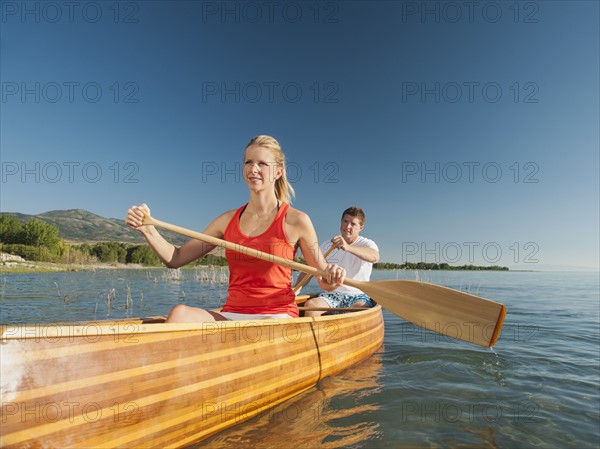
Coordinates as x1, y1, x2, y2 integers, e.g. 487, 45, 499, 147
322, 263, 346, 286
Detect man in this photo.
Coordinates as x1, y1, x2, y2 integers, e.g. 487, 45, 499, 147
302, 206, 379, 317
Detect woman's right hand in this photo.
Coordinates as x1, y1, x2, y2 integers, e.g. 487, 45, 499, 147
126, 203, 151, 233
321, 263, 346, 287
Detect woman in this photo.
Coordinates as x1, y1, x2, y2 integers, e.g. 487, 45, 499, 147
126, 135, 345, 322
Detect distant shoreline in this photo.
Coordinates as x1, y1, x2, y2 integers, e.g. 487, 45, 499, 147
2, 254, 594, 274
0, 259, 530, 274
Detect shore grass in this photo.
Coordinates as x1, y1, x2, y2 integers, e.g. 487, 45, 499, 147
0, 260, 229, 274
0, 260, 148, 273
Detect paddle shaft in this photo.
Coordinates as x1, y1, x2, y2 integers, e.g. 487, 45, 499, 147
145, 215, 355, 286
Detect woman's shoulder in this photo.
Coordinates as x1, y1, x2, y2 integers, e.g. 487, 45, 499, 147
207, 208, 239, 232
284, 205, 313, 228
214, 208, 239, 221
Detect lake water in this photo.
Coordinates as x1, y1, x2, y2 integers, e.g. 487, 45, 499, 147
1, 269, 598, 448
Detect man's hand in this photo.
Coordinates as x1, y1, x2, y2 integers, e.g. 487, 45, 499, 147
330, 235, 349, 251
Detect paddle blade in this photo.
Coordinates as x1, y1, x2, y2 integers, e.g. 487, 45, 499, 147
354, 280, 506, 347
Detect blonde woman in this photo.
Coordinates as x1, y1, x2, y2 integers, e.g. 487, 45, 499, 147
126, 135, 345, 322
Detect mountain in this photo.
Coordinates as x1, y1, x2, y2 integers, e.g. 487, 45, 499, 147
0, 209, 188, 246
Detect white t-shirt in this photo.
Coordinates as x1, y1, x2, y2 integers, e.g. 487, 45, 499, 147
321, 236, 379, 296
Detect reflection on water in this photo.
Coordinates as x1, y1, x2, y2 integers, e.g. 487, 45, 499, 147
192, 351, 385, 449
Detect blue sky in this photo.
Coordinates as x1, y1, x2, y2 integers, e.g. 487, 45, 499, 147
1, 1, 598, 270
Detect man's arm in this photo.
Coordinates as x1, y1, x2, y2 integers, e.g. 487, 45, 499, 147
330, 236, 380, 263
343, 244, 380, 263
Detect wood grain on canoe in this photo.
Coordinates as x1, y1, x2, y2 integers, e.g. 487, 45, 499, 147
1, 306, 383, 448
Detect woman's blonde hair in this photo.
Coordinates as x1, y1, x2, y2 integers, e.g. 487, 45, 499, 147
245, 135, 295, 204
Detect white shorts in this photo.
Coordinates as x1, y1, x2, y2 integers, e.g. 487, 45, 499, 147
218, 312, 293, 320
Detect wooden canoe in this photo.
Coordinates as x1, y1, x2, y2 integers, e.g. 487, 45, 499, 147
0, 306, 384, 448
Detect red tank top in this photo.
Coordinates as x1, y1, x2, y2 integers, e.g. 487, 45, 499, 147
221, 202, 299, 317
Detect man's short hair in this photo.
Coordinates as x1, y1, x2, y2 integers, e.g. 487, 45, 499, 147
342, 207, 366, 226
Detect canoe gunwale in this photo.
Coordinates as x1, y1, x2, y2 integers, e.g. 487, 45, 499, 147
1, 305, 383, 339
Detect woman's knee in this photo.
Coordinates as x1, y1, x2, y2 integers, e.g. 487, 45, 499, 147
166, 304, 188, 322
166, 304, 214, 323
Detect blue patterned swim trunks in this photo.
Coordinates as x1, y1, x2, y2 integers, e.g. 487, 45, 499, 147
319, 292, 375, 310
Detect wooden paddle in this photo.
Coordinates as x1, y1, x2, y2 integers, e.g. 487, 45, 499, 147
143, 214, 506, 347
293, 245, 335, 294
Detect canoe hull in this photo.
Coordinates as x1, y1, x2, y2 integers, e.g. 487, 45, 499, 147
0, 306, 384, 448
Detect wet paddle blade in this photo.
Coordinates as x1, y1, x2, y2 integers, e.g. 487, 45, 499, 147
349, 279, 506, 347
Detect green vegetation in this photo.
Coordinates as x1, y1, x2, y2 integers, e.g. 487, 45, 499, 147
126, 244, 162, 266
374, 262, 509, 271
0, 213, 227, 268
1, 215, 64, 262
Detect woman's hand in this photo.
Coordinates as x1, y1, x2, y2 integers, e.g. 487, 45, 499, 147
126, 203, 151, 233
320, 263, 346, 287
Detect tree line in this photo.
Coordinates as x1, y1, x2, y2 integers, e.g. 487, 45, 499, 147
373, 262, 509, 271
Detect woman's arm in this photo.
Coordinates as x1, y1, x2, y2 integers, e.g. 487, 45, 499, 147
285, 209, 345, 290
126, 204, 233, 268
